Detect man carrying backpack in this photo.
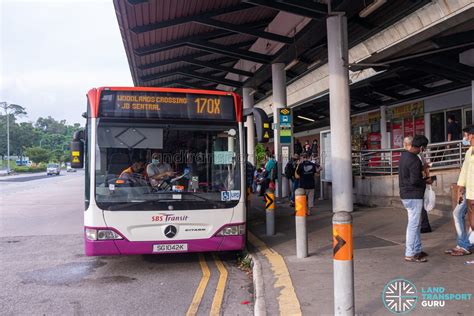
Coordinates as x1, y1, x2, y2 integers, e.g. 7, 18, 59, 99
296, 153, 317, 214
285, 154, 300, 207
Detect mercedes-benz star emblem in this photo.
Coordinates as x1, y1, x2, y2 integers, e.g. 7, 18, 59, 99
164, 225, 177, 238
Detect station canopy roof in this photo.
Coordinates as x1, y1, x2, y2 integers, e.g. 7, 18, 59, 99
114, 0, 474, 131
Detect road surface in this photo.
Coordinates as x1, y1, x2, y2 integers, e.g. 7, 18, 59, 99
0, 171, 253, 315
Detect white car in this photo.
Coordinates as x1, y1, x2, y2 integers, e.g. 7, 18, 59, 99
46, 163, 61, 176
66, 163, 76, 172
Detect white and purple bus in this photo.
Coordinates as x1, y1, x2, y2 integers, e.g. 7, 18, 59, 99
71, 87, 263, 256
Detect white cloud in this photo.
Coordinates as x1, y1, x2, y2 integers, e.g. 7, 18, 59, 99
0, 0, 133, 124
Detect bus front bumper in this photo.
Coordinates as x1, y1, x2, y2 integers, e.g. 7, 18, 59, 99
84, 235, 245, 256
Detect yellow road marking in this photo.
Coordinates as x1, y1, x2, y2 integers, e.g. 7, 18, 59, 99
186, 254, 211, 316
210, 254, 228, 316
248, 232, 302, 316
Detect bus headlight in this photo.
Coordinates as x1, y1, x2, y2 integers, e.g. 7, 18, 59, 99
85, 228, 123, 240
217, 224, 245, 236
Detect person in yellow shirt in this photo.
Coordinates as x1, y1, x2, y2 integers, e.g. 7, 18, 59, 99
448, 125, 474, 256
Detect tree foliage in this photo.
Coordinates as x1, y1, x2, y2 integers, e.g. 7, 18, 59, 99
0, 103, 82, 163
25, 147, 51, 164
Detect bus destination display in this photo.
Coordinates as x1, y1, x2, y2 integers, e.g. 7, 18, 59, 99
99, 91, 236, 121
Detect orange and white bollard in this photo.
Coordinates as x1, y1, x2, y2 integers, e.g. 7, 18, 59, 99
264, 188, 275, 236
295, 188, 308, 258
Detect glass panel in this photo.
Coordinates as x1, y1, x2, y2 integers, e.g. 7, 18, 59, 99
466, 110, 472, 126
430, 112, 445, 143
94, 122, 241, 210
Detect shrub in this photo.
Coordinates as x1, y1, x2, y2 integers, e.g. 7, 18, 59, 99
12, 165, 47, 173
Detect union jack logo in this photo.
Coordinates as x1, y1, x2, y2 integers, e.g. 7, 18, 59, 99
382, 279, 418, 314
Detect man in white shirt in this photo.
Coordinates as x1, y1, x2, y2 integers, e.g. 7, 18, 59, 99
146, 151, 175, 187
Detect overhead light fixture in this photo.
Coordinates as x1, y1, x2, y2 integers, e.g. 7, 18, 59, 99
297, 115, 315, 122
359, 0, 387, 18
285, 59, 299, 71
249, 89, 257, 96
306, 60, 321, 70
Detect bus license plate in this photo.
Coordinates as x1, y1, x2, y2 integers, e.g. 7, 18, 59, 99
153, 243, 188, 253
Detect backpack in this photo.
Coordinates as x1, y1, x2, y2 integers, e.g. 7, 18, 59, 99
284, 161, 294, 179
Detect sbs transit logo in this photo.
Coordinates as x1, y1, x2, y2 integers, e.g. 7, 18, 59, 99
382, 279, 418, 314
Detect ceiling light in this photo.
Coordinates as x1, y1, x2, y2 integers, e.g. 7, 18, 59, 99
359, 0, 387, 18
285, 59, 299, 71
297, 115, 315, 122
306, 60, 322, 70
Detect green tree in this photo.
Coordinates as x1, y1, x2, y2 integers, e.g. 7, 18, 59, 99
25, 147, 50, 164
255, 143, 266, 166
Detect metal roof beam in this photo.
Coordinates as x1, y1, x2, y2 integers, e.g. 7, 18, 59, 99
131, 3, 255, 33
135, 20, 272, 56
243, 0, 327, 19
188, 40, 271, 64
177, 71, 243, 88
180, 58, 254, 77
194, 17, 293, 44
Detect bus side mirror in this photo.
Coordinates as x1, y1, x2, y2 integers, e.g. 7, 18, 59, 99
71, 130, 85, 168
243, 108, 272, 143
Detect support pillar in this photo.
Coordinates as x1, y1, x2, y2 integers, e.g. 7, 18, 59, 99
380, 106, 388, 149
243, 87, 256, 165
424, 112, 431, 141
327, 14, 354, 316
272, 63, 287, 199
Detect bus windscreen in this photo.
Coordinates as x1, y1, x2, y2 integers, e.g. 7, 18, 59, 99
98, 90, 236, 121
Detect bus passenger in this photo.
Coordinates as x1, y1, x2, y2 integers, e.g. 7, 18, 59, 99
147, 151, 175, 187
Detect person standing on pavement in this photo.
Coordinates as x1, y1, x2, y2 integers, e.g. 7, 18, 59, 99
398, 135, 433, 263
448, 125, 474, 256
284, 154, 300, 207
403, 136, 432, 233
263, 154, 277, 193
294, 139, 303, 155
447, 115, 462, 142
296, 153, 317, 215
311, 139, 319, 156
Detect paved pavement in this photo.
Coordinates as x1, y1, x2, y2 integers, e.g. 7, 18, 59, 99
0, 172, 253, 315
247, 195, 474, 316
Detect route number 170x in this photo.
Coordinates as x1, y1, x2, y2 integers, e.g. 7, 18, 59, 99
195, 98, 221, 115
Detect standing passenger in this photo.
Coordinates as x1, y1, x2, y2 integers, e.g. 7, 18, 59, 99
296, 153, 317, 215
398, 135, 433, 263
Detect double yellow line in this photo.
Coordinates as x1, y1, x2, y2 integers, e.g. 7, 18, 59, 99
186, 253, 228, 316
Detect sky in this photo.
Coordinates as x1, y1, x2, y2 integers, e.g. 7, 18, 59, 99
0, 0, 133, 125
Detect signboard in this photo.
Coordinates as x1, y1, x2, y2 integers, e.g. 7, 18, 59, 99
99, 91, 236, 121
388, 101, 424, 120
279, 108, 292, 143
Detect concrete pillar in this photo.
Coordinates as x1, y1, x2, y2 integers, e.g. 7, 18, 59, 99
243, 87, 256, 165
327, 14, 354, 316
424, 112, 431, 141
272, 63, 286, 199
380, 106, 388, 149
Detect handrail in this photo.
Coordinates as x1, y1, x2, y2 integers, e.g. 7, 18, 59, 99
353, 140, 470, 176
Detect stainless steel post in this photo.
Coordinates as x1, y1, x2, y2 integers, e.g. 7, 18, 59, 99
327, 14, 355, 315
272, 63, 286, 199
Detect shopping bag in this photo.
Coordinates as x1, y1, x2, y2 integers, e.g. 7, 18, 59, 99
424, 185, 436, 212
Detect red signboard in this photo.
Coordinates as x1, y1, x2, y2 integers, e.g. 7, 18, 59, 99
415, 117, 425, 135
404, 118, 414, 137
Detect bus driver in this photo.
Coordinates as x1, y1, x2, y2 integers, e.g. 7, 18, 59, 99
147, 151, 175, 187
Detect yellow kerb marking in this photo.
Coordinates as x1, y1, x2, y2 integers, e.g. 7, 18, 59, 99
186, 254, 211, 316
210, 254, 228, 316
248, 232, 302, 315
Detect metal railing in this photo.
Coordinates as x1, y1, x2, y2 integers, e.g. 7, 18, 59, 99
352, 140, 470, 176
